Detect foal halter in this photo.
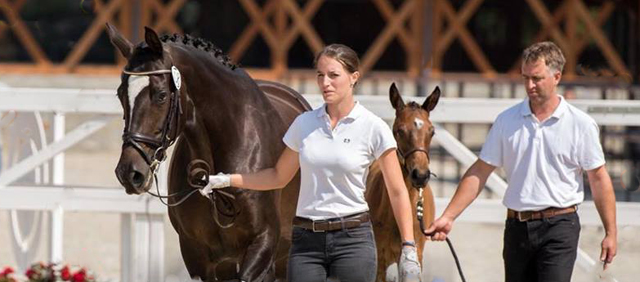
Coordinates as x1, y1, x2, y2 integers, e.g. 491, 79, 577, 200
396, 146, 431, 181
122, 67, 183, 173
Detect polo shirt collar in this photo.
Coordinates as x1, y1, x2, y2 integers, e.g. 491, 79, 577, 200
317, 101, 364, 121
520, 95, 567, 120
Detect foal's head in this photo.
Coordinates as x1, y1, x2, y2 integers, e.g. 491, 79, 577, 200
389, 83, 440, 188
107, 24, 183, 194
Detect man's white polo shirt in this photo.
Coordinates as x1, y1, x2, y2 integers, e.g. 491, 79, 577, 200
479, 96, 605, 211
283, 102, 396, 220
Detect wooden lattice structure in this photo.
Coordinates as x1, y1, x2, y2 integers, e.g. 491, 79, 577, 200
0, 0, 637, 82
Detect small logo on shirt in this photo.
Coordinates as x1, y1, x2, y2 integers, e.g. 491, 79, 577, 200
343, 138, 351, 143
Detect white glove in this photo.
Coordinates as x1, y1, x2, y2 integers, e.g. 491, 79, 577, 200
398, 243, 422, 282
199, 173, 231, 197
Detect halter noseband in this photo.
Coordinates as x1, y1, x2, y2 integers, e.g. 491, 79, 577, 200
122, 68, 183, 172
397, 146, 433, 187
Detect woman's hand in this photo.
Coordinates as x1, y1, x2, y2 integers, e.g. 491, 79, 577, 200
199, 173, 231, 197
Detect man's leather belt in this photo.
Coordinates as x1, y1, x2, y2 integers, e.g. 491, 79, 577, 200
507, 205, 577, 222
293, 212, 370, 232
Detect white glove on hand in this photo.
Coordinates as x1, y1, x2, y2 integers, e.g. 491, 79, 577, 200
398, 244, 422, 282
199, 172, 231, 197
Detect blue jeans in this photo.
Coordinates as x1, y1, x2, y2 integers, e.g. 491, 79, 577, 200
503, 212, 581, 282
287, 221, 377, 282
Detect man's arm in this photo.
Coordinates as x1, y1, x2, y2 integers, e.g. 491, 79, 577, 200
426, 159, 496, 241
586, 165, 617, 270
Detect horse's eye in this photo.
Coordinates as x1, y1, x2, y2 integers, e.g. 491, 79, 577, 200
155, 91, 168, 103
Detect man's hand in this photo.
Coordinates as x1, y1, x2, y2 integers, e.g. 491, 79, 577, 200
199, 173, 231, 197
600, 233, 617, 270
424, 216, 453, 241
398, 244, 421, 282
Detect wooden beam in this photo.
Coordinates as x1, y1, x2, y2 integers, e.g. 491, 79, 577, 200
409, 0, 425, 77
280, 0, 324, 55
0, 0, 50, 65
525, 0, 571, 52
282, 0, 324, 50
229, 0, 278, 61
238, 0, 280, 49
62, 0, 125, 70
439, 0, 495, 74
372, 0, 413, 51
435, 0, 484, 58
117, 0, 131, 66
360, 0, 416, 74
573, 0, 630, 76
148, 0, 185, 34
0, 0, 27, 38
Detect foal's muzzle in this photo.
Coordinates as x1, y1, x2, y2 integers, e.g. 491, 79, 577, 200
409, 169, 431, 188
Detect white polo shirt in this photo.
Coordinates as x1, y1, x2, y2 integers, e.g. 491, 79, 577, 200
283, 102, 396, 220
479, 96, 605, 211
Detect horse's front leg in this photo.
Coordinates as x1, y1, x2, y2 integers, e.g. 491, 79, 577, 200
238, 224, 279, 282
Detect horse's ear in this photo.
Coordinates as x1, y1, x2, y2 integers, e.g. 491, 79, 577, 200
389, 83, 405, 111
105, 22, 133, 59
422, 86, 441, 112
144, 26, 163, 56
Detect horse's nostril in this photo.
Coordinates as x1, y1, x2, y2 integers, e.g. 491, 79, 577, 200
130, 171, 145, 187
410, 169, 430, 184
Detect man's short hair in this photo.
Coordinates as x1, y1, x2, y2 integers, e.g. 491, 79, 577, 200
522, 41, 566, 74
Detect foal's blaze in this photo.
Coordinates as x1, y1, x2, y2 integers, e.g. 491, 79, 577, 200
390, 83, 440, 188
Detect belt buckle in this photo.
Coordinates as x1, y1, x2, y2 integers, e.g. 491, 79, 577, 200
517, 211, 531, 222
312, 220, 326, 233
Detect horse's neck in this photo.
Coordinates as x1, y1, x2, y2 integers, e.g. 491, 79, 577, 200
174, 51, 280, 170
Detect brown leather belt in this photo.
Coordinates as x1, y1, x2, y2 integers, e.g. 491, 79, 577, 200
507, 205, 577, 222
293, 212, 370, 232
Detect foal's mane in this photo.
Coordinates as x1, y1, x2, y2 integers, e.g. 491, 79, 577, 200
406, 101, 422, 110
160, 34, 237, 70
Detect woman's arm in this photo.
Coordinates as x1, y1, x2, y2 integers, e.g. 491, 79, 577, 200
230, 147, 300, 190
204, 147, 300, 192
378, 148, 415, 243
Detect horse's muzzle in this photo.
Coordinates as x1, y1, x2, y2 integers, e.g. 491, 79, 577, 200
115, 149, 153, 194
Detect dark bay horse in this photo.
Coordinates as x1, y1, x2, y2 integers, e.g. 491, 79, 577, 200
365, 83, 440, 282
108, 24, 310, 281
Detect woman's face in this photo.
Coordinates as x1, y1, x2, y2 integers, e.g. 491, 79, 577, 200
316, 55, 359, 105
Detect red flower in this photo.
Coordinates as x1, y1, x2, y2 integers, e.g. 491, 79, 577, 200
25, 268, 36, 279
0, 267, 13, 276
61, 266, 71, 281
72, 269, 86, 282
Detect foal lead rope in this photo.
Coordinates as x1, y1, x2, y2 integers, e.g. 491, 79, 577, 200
417, 187, 467, 282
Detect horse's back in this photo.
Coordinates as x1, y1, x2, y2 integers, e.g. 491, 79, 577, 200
257, 80, 312, 125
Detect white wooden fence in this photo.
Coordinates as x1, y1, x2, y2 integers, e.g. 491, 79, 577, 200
1, 87, 640, 281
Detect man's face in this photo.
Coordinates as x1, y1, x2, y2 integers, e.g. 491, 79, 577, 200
521, 58, 561, 105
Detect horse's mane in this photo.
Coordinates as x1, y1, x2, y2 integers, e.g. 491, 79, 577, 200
160, 34, 237, 70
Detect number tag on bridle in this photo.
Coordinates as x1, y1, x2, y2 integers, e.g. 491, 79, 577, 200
171, 66, 181, 90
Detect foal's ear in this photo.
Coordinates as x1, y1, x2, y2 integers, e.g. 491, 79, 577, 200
422, 86, 441, 112
144, 26, 163, 56
389, 83, 405, 111
105, 22, 133, 59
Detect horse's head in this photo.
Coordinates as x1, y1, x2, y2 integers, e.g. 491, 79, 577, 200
107, 23, 184, 194
389, 83, 440, 188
